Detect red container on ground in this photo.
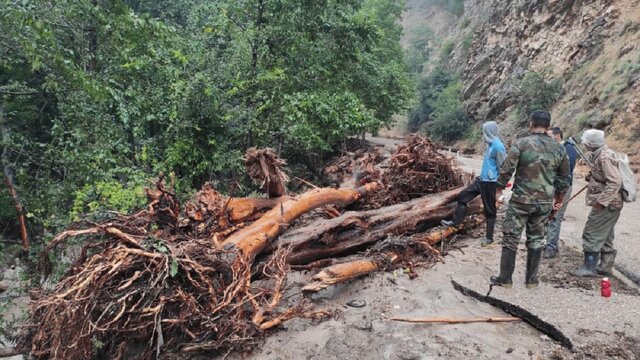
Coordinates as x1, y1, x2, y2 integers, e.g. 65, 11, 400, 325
601, 277, 611, 298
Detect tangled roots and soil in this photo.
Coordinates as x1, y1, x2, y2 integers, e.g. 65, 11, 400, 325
23, 180, 324, 359
245, 148, 289, 197
367, 135, 472, 207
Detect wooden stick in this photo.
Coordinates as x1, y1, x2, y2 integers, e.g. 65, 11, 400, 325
389, 316, 521, 324
567, 184, 588, 204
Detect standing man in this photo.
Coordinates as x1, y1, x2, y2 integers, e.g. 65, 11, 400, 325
571, 129, 623, 277
442, 121, 506, 247
543, 127, 578, 259
490, 110, 570, 289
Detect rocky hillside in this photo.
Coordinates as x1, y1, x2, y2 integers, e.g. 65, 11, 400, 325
403, 0, 640, 166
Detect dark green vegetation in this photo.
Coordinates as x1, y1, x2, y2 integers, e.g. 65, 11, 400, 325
516, 70, 563, 122
0, 0, 412, 247
403, 0, 470, 142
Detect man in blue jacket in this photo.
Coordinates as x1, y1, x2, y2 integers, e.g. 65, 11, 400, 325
442, 121, 506, 247
543, 127, 578, 258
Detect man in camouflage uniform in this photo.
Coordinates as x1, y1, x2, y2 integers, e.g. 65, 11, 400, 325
490, 110, 571, 289
571, 129, 623, 277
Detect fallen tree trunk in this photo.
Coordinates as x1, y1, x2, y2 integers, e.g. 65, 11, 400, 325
280, 191, 482, 265
222, 182, 379, 262
302, 215, 484, 292
274, 187, 465, 252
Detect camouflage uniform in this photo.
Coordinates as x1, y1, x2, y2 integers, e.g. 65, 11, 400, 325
582, 145, 623, 254
497, 133, 571, 252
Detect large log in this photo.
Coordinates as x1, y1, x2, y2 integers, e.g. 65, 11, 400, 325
301, 215, 484, 292
222, 183, 379, 262
276, 189, 482, 265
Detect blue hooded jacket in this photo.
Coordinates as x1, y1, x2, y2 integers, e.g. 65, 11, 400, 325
479, 121, 506, 182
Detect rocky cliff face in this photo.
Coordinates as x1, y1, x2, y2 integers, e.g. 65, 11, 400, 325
404, 0, 640, 165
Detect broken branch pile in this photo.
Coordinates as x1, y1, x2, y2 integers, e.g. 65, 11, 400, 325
366, 135, 473, 207
245, 147, 290, 197
20, 136, 484, 359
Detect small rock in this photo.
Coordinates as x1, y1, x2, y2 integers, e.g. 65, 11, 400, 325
506, 347, 514, 354
618, 44, 635, 58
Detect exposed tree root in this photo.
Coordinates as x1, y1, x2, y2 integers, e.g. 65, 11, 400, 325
21, 140, 481, 359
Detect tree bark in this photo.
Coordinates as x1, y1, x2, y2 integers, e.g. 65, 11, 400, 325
275, 188, 482, 265
1, 105, 29, 251
226, 196, 291, 222
222, 183, 379, 262
301, 214, 484, 292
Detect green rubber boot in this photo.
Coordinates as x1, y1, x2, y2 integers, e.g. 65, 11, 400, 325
570, 252, 598, 277
596, 250, 617, 275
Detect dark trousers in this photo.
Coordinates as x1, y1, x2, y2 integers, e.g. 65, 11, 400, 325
451, 178, 498, 240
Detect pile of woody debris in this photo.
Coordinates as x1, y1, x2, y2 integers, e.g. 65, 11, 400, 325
17, 136, 482, 359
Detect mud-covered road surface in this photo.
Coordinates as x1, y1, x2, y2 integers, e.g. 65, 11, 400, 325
237, 137, 640, 360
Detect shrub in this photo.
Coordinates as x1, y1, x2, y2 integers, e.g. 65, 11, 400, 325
517, 70, 563, 116
425, 82, 470, 141
70, 179, 147, 221
439, 39, 455, 60
462, 33, 473, 52
407, 67, 457, 131
460, 17, 471, 29
433, 0, 464, 16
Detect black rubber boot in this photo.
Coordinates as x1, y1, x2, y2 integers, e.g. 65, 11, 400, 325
489, 247, 516, 288
485, 217, 496, 241
597, 250, 617, 275
570, 252, 598, 277
442, 203, 468, 227
542, 246, 557, 259
481, 217, 496, 247
525, 248, 543, 289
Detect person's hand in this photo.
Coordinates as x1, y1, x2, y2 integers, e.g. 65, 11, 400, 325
496, 188, 504, 203
585, 171, 592, 182
553, 201, 563, 211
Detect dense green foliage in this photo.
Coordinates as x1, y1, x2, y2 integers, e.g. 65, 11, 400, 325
407, 66, 456, 131
404, 3, 470, 142
425, 81, 469, 141
0, 0, 412, 242
517, 70, 563, 120
407, 66, 470, 141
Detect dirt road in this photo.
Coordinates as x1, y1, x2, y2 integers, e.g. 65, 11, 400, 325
238, 136, 640, 360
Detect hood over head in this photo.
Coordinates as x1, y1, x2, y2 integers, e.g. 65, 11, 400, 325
482, 121, 499, 143
581, 129, 605, 149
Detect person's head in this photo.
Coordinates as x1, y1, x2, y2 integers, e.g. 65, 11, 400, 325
581, 129, 605, 151
482, 121, 499, 143
529, 110, 551, 132
547, 127, 563, 143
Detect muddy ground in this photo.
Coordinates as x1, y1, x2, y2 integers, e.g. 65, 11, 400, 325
232, 138, 640, 360
2, 137, 639, 359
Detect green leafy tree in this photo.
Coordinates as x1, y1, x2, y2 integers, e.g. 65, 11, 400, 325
407, 66, 457, 131
517, 70, 563, 119
0, 0, 413, 242
424, 81, 469, 141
